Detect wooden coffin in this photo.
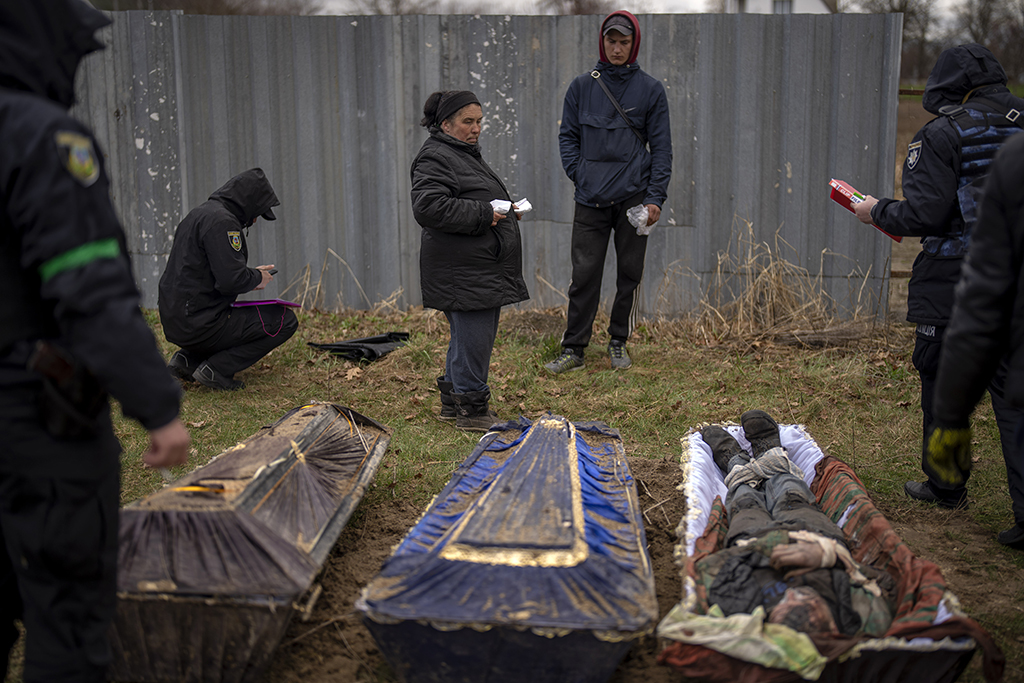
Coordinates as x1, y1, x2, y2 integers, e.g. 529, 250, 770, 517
357, 414, 657, 683
109, 403, 389, 683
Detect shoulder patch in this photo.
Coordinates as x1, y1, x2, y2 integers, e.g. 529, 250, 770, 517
227, 231, 242, 251
54, 131, 100, 187
906, 141, 922, 171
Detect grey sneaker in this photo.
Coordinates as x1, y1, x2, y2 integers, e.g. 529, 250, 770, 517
544, 350, 585, 374
608, 340, 632, 370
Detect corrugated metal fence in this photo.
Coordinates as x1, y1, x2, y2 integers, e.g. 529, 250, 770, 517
74, 11, 902, 317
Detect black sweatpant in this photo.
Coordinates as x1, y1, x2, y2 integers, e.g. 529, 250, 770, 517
180, 304, 298, 378
0, 395, 120, 683
561, 192, 648, 355
915, 327, 1024, 517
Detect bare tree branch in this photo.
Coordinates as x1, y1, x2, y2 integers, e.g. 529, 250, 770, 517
94, 0, 324, 14
538, 0, 617, 15
853, 0, 935, 79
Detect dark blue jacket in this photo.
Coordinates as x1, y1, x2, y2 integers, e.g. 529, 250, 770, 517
558, 11, 672, 209
870, 44, 1024, 326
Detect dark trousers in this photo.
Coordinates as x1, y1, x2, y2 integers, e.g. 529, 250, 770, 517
180, 305, 298, 378
561, 192, 648, 354
725, 473, 844, 547
914, 329, 1024, 516
443, 308, 501, 395
0, 462, 119, 683
1014, 418, 1024, 525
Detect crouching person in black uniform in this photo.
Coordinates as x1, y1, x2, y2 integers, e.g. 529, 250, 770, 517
158, 169, 297, 390
0, 2, 190, 680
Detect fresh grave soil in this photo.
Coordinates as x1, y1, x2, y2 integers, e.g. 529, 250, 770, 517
262, 454, 687, 683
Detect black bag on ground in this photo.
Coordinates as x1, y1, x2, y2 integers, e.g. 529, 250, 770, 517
308, 332, 410, 362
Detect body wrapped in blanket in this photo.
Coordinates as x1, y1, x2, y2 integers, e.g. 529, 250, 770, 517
657, 410, 1005, 683
695, 411, 896, 642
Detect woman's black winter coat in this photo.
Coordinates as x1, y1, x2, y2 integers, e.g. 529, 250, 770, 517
412, 131, 529, 312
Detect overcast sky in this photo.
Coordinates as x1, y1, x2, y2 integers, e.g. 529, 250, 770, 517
322, 0, 958, 14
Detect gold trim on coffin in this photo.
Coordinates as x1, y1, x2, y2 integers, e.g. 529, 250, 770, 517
438, 417, 589, 568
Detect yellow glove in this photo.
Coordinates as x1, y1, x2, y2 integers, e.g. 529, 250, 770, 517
924, 424, 972, 487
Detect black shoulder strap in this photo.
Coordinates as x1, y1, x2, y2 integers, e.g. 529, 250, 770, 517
590, 70, 646, 146
940, 96, 1024, 132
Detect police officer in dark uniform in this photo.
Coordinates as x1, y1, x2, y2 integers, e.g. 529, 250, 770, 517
925, 133, 1024, 549
158, 169, 298, 391
0, 2, 190, 680
855, 44, 1024, 512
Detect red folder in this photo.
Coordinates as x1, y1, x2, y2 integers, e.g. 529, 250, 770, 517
829, 178, 903, 243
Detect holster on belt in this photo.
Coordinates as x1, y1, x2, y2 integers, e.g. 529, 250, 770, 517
27, 340, 107, 439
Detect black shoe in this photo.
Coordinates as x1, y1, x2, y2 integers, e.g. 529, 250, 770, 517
996, 523, 1024, 548
903, 480, 969, 510
741, 410, 782, 458
437, 377, 456, 421
193, 362, 245, 391
700, 426, 748, 475
451, 390, 501, 432
168, 350, 199, 382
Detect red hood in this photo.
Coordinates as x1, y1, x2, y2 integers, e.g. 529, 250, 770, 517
598, 11, 641, 65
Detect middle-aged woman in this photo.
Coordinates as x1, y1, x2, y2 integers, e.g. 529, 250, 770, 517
411, 90, 529, 432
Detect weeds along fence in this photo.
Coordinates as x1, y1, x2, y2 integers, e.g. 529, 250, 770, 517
73, 11, 902, 319
690, 217, 887, 346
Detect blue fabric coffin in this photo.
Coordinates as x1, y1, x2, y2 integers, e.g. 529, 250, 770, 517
357, 414, 657, 683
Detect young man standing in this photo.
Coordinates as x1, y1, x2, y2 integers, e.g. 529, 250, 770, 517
545, 10, 672, 373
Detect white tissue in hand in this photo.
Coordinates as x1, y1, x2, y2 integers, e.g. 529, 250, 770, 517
514, 197, 533, 213
491, 199, 512, 214
627, 204, 651, 235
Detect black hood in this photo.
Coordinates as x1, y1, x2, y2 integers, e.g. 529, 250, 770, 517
0, 0, 110, 109
209, 168, 281, 226
922, 44, 1007, 115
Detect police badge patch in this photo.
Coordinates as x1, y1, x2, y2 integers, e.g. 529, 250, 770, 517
227, 231, 242, 251
55, 131, 99, 187
906, 141, 922, 170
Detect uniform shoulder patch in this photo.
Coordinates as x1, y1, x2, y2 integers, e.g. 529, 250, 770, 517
54, 130, 100, 187
906, 140, 922, 171
227, 231, 242, 251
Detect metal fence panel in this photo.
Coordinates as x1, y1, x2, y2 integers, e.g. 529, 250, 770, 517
75, 12, 902, 318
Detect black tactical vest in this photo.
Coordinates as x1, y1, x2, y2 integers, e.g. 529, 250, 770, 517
923, 96, 1023, 258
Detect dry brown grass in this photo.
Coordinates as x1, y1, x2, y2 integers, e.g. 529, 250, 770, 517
649, 217, 895, 352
